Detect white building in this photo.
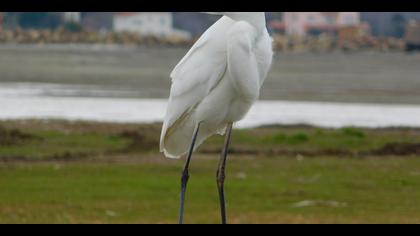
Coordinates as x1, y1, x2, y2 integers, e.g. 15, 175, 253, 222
113, 12, 191, 39
284, 12, 361, 36
63, 12, 81, 23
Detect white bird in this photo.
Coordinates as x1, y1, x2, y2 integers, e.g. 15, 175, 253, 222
160, 12, 273, 224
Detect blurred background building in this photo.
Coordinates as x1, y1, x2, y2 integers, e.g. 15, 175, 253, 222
281, 12, 361, 36
361, 12, 420, 37
63, 12, 81, 23
113, 12, 191, 39
80, 12, 114, 32
1, 12, 420, 47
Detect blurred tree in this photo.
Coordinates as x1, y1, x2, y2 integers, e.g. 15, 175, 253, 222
63, 22, 83, 32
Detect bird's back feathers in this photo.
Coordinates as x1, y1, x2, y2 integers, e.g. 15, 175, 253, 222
160, 14, 273, 158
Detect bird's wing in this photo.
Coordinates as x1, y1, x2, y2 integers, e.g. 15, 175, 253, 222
226, 21, 262, 101
226, 21, 273, 101
160, 27, 227, 148
254, 31, 274, 86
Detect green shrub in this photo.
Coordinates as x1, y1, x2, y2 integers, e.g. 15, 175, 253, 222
340, 127, 366, 138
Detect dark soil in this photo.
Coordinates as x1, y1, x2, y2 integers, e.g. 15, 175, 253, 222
0, 125, 40, 146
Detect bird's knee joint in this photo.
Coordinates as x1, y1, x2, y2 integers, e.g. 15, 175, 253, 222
216, 172, 226, 185
181, 171, 190, 184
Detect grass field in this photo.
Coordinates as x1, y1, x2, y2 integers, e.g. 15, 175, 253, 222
1, 120, 420, 223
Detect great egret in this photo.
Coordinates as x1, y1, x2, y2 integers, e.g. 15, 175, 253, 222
160, 12, 273, 224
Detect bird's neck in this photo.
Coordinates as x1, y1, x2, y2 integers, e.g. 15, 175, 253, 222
224, 13, 267, 31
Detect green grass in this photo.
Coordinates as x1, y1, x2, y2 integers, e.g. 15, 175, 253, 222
205, 126, 420, 156
1, 120, 420, 223
0, 130, 130, 159
1, 157, 420, 223
2, 121, 420, 160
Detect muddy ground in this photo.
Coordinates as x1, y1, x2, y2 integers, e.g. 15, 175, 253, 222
1, 44, 420, 104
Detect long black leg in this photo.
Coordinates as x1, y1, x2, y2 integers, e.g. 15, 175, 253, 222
216, 122, 233, 224
178, 123, 201, 224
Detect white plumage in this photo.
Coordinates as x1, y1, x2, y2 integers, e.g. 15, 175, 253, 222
160, 12, 273, 159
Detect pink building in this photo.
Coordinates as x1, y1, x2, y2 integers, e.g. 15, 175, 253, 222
283, 12, 361, 36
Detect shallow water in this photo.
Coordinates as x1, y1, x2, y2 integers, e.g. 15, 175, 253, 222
1, 83, 420, 128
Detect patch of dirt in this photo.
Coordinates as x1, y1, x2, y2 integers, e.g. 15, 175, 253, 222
199, 147, 355, 157
370, 143, 420, 156
0, 152, 91, 163
119, 128, 160, 152
0, 125, 41, 146
201, 143, 420, 157
0, 120, 163, 135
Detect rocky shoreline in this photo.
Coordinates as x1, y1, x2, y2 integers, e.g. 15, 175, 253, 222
0, 27, 408, 52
